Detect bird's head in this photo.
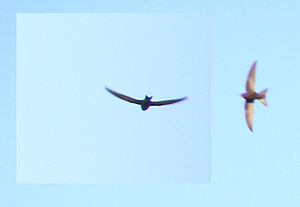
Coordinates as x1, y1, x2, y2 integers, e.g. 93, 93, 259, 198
240, 93, 246, 99
145, 95, 153, 101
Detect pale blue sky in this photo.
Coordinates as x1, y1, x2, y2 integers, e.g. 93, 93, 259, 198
16, 14, 210, 183
0, 0, 299, 206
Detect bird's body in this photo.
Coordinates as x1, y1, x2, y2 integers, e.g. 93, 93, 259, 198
241, 91, 266, 102
241, 61, 267, 131
140, 96, 153, 111
106, 87, 187, 111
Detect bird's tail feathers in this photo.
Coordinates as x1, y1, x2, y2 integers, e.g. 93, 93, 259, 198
258, 88, 268, 106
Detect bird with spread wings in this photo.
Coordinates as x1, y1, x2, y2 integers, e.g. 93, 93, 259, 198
241, 61, 268, 132
106, 87, 187, 111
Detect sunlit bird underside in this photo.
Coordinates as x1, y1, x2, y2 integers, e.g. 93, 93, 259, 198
241, 61, 268, 132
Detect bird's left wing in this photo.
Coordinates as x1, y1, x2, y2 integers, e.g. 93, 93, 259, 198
150, 97, 187, 106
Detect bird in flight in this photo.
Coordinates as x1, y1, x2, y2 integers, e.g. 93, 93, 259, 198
106, 87, 187, 111
241, 61, 268, 132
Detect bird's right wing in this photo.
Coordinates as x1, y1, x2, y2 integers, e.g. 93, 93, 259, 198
246, 61, 256, 93
150, 97, 187, 106
105, 87, 142, 105
245, 101, 253, 132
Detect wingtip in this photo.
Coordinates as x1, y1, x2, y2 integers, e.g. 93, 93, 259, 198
247, 125, 253, 132
105, 87, 115, 95
105, 86, 112, 92
179, 96, 188, 102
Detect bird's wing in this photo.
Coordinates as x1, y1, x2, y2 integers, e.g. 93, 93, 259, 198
246, 61, 256, 93
245, 101, 254, 132
105, 87, 142, 105
150, 97, 187, 106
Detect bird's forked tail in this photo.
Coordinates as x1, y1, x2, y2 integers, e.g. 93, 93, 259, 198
258, 88, 268, 106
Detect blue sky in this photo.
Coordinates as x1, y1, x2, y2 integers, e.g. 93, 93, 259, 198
16, 14, 210, 183
0, 0, 299, 206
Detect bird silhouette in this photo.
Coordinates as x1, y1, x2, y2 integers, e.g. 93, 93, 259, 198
241, 61, 268, 132
106, 87, 187, 111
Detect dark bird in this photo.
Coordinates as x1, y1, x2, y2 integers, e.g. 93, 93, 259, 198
106, 87, 187, 111
241, 61, 268, 132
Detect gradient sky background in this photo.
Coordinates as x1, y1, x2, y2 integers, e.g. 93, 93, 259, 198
16, 14, 210, 183
0, 0, 299, 206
